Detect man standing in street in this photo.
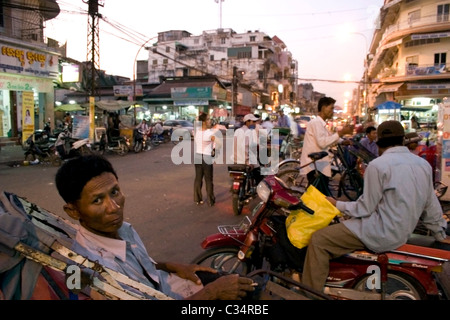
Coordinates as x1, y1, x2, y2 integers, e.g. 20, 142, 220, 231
299, 96, 353, 186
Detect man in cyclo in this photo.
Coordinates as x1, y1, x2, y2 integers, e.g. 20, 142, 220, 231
0, 155, 256, 300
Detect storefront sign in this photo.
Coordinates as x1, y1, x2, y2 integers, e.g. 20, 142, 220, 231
0, 73, 54, 92
22, 91, 34, 143
173, 99, 209, 106
0, 45, 58, 79
171, 87, 212, 99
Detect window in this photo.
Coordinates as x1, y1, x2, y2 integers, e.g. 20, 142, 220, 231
221, 38, 226, 44
152, 59, 157, 65
437, 4, 449, 22
250, 36, 256, 42
163, 59, 168, 65
166, 46, 170, 53
408, 9, 421, 24
210, 55, 214, 61
0, 0, 3, 28
435, 52, 447, 66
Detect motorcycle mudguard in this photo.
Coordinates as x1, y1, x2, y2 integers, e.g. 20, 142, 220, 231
200, 232, 246, 249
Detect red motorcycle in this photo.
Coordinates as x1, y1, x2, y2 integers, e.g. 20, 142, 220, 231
192, 168, 450, 300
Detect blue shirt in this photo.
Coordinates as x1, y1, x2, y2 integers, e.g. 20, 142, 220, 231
359, 137, 379, 157
72, 223, 202, 300
337, 146, 446, 253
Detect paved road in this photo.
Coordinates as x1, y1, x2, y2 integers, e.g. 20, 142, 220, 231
0, 140, 257, 264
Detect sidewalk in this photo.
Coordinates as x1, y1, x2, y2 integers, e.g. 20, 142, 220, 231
0, 145, 26, 166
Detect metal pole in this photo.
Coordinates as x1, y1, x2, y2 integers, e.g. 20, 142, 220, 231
133, 36, 156, 123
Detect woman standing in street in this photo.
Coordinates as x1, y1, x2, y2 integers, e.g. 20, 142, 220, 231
193, 113, 216, 207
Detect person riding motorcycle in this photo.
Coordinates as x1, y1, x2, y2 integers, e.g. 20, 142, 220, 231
134, 119, 149, 145
232, 113, 263, 185
302, 120, 447, 293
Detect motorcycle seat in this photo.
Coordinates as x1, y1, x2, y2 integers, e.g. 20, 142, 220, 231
308, 151, 329, 161
228, 164, 250, 172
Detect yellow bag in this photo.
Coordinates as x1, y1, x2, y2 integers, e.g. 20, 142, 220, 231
285, 185, 341, 249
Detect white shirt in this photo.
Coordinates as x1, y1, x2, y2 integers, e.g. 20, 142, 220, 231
299, 116, 340, 177
232, 125, 259, 167
194, 128, 214, 156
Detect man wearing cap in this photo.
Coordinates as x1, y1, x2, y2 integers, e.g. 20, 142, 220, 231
301, 120, 447, 292
404, 131, 422, 155
232, 113, 262, 183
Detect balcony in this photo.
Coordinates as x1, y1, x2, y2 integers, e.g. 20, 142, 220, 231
405, 63, 447, 76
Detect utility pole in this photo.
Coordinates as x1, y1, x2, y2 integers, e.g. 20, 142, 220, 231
232, 66, 237, 118
84, 0, 103, 141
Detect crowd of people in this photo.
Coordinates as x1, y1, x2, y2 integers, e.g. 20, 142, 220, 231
1, 95, 448, 301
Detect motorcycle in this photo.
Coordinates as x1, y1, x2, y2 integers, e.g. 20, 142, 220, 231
97, 131, 130, 156
23, 135, 61, 166
228, 164, 259, 216
192, 168, 450, 300
133, 129, 150, 153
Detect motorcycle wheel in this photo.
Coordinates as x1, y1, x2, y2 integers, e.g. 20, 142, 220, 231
134, 141, 143, 153
276, 169, 306, 189
352, 271, 427, 300
50, 154, 62, 167
24, 153, 37, 162
232, 193, 244, 216
339, 169, 363, 201
150, 136, 161, 147
117, 144, 129, 156
191, 247, 249, 276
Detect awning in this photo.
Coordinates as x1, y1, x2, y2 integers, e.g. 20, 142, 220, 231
377, 82, 404, 93
374, 101, 403, 110
54, 104, 84, 112
81, 100, 145, 112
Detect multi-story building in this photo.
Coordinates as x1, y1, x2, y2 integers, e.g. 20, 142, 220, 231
365, 0, 450, 127
144, 28, 298, 119
0, 0, 61, 143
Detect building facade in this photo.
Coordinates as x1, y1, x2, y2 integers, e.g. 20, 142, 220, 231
145, 28, 299, 119
366, 0, 450, 126
0, 0, 60, 143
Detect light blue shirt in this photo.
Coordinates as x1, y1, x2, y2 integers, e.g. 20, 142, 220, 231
73, 223, 200, 299
337, 146, 446, 253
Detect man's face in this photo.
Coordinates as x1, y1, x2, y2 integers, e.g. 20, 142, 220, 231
322, 104, 335, 120
67, 172, 125, 238
368, 130, 377, 142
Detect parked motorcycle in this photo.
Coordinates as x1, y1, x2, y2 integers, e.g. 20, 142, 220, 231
23, 135, 61, 166
228, 164, 259, 216
192, 173, 450, 300
97, 132, 130, 156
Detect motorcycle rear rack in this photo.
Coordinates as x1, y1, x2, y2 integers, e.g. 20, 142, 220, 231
217, 216, 252, 237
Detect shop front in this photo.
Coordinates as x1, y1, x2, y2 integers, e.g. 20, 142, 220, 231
0, 42, 59, 143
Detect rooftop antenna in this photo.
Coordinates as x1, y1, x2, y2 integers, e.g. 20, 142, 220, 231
215, 0, 224, 29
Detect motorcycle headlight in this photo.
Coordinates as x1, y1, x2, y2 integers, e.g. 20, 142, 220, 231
256, 180, 271, 202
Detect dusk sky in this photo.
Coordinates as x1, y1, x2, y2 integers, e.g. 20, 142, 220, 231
46, 0, 384, 107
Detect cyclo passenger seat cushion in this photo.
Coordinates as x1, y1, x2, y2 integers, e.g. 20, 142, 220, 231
228, 164, 250, 172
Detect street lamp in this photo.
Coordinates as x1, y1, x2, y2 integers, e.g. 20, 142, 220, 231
133, 36, 156, 123
215, 0, 225, 29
